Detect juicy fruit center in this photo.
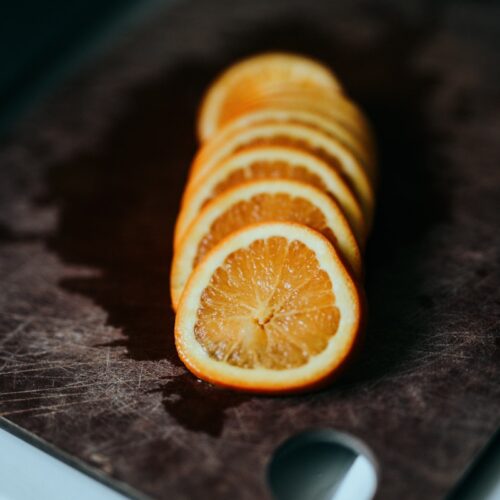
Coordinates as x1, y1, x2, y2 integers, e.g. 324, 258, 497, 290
194, 237, 339, 369
193, 193, 336, 267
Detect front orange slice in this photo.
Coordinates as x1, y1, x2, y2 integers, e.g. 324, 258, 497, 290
175, 145, 366, 249
171, 179, 362, 309
198, 52, 343, 143
175, 222, 363, 393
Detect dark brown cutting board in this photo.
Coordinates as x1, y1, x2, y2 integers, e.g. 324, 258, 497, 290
1, 1, 499, 499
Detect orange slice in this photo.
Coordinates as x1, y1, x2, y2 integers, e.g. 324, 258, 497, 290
175, 222, 363, 393
175, 145, 366, 248
225, 88, 375, 150
213, 107, 376, 182
198, 52, 342, 142
188, 122, 375, 228
171, 179, 362, 309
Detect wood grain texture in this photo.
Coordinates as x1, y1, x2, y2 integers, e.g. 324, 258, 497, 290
1, 1, 500, 498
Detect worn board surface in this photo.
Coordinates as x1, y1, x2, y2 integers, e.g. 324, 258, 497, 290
1, 0, 499, 499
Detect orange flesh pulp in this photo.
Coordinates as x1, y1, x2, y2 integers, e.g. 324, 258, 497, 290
204, 160, 328, 207
193, 193, 335, 267
194, 236, 339, 369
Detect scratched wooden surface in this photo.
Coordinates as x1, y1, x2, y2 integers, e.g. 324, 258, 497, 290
1, 1, 500, 499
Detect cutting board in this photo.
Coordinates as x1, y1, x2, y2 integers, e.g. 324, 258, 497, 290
1, 1, 499, 498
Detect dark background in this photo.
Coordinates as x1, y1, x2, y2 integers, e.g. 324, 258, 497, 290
0, 0, 161, 133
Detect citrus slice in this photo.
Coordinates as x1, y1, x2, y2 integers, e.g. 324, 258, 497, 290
175, 222, 363, 393
175, 145, 366, 248
224, 88, 375, 150
212, 107, 376, 182
198, 52, 342, 142
188, 122, 375, 228
171, 179, 362, 309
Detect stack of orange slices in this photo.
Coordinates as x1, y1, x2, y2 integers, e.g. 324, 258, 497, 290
171, 53, 376, 393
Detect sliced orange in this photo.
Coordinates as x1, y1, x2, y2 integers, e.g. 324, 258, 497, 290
224, 88, 375, 151
198, 52, 343, 142
175, 222, 363, 393
188, 122, 375, 228
171, 179, 362, 309
175, 145, 366, 248
211, 107, 376, 182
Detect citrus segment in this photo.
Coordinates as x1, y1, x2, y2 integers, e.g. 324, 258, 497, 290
188, 122, 375, 228
175, 222, 362, 393
223, 89, 375, 151
198, 52, 343, 142
219, 107, 376, 177
175, 145, 366, 248
171, 180, 362, 308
